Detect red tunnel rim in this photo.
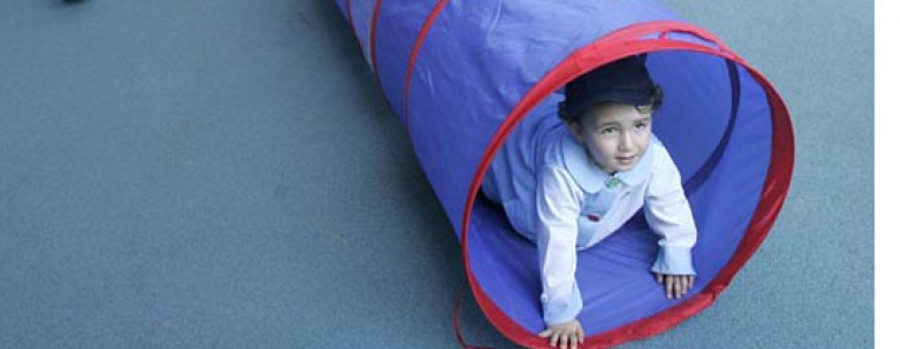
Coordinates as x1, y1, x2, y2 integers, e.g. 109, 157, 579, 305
459, 20, 795, 348
369, 0, 385, 94
404, 0, 450, 130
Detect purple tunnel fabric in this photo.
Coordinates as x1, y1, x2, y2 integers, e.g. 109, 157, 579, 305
335, 1, 793, 346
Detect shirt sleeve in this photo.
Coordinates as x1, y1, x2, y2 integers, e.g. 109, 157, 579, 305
644, 145, 698, 276
536, 166, 584, 325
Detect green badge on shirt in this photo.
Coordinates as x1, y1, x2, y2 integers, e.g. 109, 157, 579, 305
605, 177, 621, 189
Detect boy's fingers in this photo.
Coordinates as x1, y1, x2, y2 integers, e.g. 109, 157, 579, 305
689, 276, 695, 289
665, 276, 674, 298
539, 329, 551, 338
551, 332, 560, 347
674, 277, 681, 298
656, 273, 663, 283
673, 277, 682, 298
560, 334, 568, 349
577, 326, 585, 343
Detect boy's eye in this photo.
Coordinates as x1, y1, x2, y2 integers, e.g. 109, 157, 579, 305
599, 127, 617, 134
635, 122, 648, 129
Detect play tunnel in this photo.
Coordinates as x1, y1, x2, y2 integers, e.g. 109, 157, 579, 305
335, 1, 794, 347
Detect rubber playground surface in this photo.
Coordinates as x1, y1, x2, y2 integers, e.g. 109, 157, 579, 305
0, 1, 872, 348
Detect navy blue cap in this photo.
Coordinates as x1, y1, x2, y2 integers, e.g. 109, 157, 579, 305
560, 55, 660, 120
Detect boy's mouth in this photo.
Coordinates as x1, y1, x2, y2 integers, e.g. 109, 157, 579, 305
616, 155, 637, 165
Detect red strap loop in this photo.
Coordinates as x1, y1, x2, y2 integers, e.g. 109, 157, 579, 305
454, 280, 493, 349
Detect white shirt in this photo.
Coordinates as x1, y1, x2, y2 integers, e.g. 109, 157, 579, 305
482, 116, 697, 326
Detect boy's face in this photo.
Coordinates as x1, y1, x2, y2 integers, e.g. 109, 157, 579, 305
566, 103, 652, 174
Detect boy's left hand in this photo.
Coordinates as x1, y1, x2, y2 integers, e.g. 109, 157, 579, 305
655, 273, 695, 299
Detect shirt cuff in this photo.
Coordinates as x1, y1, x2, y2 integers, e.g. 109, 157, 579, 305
651, 245, 696, 276
541, 282, 583, 326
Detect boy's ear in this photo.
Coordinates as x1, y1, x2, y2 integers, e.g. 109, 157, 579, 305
558, 101, 567, 119
565, 120, 585, 144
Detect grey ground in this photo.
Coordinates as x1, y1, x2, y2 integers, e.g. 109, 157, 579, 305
0, 0, 872, 348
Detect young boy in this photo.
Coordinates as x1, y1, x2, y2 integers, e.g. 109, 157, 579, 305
481, 55, 697, 349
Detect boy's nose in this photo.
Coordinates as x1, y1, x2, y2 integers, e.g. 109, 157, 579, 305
618, 133, 635, 151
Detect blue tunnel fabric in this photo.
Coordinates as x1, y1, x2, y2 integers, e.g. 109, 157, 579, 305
335, 1, 792, 346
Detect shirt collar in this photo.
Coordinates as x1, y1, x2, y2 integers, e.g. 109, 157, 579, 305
561, 133, 655, 193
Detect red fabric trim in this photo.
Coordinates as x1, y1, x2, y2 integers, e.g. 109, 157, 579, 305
403, 0, 449, 131
344, 0, 365, 56
454, 281, 493, 349
459, 21, 793, 348
369, 0, 387, 101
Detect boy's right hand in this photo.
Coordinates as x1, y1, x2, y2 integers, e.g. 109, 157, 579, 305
538, 319, 585, 349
